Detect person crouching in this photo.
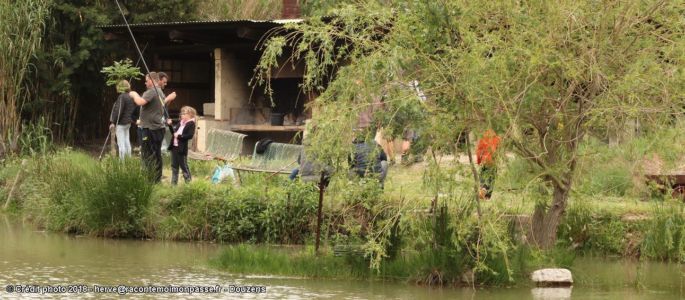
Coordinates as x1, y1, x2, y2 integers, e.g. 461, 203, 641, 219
168, 106, 196, 185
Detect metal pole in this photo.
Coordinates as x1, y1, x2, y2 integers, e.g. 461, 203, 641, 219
315, 171, 325, 254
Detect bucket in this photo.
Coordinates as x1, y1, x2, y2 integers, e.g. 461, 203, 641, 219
270, 113, 284, 126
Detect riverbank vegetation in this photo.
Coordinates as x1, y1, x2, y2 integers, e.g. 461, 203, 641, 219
2, 123, 685, 285
1, 0, 684, 288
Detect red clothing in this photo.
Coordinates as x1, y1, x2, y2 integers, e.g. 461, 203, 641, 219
476, 130, 500, 165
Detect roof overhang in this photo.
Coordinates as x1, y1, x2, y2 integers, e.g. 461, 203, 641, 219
99, 19, 302, 54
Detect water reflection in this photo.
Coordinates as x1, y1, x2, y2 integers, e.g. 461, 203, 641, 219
1, 215, 684, 299
531, 287, 572, 300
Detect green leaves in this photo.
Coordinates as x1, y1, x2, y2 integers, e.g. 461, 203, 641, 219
254, 0, 684, 249
100, 58, 143, 91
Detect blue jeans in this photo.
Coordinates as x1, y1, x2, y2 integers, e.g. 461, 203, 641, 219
115, 124, 132, 160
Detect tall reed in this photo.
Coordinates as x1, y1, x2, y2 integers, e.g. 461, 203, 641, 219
0, 0, 50, 158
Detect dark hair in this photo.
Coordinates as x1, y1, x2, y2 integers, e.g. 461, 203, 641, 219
159, 72, 169, 80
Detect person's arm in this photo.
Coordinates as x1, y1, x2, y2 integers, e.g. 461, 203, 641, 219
130, 106, 140, 123
129, 91, 148, 106
177, 122, 195, 141
164, 92, 176, 105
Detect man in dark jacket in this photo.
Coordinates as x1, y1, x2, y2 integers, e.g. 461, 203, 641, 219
350, 138, 389, 187
109, 80, 136, 160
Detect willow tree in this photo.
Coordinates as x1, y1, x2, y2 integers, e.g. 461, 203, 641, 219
0, 0, 50, 157
257, 0, 684, 248
454, 0, 684, 248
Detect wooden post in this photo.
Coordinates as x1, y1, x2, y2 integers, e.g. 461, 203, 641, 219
110, 125, 117, 157
315, 171, 325, 254
4, 159, 27, 210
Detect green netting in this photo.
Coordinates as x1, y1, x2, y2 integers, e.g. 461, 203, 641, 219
251, 142, 303, 170
205, 128, 247, 160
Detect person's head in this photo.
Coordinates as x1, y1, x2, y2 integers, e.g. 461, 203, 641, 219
180, 106, 197, 121
159, 72, 169, 89
116, 80, 131, 93
145, 72, 160, 89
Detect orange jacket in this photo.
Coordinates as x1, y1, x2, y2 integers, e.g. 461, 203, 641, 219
476, 130, 500, 165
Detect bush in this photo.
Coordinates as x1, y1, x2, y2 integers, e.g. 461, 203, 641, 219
82, 158, 153, 237
20, 150, 153, 237
156, 176, 318, 243
558, 198, 636, 256
642, 205, 685, 262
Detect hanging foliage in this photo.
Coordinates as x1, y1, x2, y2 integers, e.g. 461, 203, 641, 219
256, 0, 685, 250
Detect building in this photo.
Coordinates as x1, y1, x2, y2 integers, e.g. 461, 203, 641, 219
100, 17, 312, 154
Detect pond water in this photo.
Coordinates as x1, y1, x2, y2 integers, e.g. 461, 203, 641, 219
1, 215, 684, 299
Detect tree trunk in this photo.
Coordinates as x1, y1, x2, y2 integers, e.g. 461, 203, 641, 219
531, 185, 570, 249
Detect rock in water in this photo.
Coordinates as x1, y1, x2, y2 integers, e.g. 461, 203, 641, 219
531, 268, 573, 286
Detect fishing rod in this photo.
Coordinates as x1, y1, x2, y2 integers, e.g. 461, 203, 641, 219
98, 44, 148, 161
113, 0, 173, 133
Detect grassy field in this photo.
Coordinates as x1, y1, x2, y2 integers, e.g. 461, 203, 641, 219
153, 147, 666, 219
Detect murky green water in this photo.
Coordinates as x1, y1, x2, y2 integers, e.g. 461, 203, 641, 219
1, 215, 684, 299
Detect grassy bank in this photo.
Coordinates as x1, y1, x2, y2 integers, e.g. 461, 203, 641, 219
2, 128, 685, 285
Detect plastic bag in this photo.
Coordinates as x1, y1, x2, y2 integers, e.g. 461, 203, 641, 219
211, 165, 235, 184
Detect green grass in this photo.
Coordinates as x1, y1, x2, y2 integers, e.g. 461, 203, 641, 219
210, 244, 470, 283
209, 242, 563, 285
211, 245, 359, 279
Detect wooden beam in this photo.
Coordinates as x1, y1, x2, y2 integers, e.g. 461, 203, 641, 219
230, 124, 304, 132
168, 29, 225, 43
236, 26, 265, 40
103, 32, 120, 41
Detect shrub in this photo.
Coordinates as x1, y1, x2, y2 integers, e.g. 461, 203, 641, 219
81, 158, 153, 237
558, 198, 633, 256
20, 150, 153, 237
156, 175, 318, 243
642, 205, 685, 262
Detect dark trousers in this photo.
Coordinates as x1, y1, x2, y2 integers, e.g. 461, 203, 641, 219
136, 126, 144, 148
141, 128, 165, 183
170, 148, 191, 185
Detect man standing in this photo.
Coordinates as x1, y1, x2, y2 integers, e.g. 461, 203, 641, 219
129, 72, 166, 183
158, 72, 177, 152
